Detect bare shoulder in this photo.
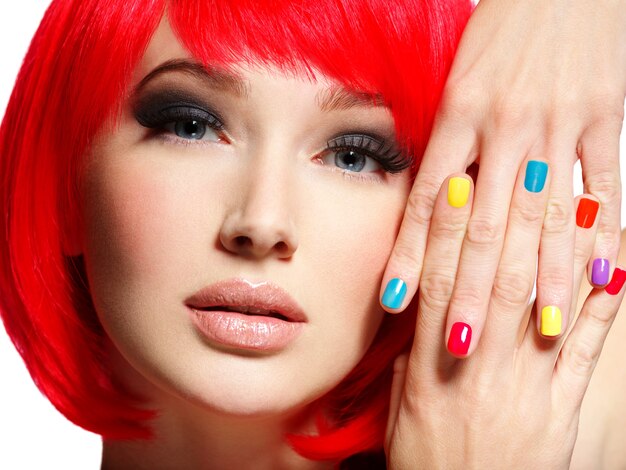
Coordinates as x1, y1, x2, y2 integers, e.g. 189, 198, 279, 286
571, 230, 626, 469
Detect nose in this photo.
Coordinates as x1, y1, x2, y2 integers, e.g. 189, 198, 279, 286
219, 160, 298, 260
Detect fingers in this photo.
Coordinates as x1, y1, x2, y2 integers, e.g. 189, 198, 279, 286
569, 194, 602, 320
520, 195, 599, 372
552, 268, 626, 414
442, 140, 525, 357
579, 117, 623, 288
478, 159, 550, 357
386, 352, 409, 448
379, 124, 475, 313
534, 157, 576, 339
409, 174, 473, 375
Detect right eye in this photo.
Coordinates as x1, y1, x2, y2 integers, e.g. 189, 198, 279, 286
134, 97, 229, 144
163, 119, 221, 142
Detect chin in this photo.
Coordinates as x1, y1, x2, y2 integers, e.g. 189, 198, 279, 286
111, 341, 345, 421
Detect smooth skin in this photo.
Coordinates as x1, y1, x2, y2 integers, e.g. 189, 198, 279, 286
82, 19, 413, 469
385, 169, 626, 468
380, 0, 626, 356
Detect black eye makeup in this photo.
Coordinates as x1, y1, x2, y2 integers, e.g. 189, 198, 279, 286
324, 133, 412, 175
131, 86, 412, 179
133, 89, 228, 143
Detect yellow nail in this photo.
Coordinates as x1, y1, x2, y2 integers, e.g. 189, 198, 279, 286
541, 306, 562, 336
448, 177, 470, 208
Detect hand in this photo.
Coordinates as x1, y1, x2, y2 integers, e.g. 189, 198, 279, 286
383, 169, 626, 469
379, 0, 626, 356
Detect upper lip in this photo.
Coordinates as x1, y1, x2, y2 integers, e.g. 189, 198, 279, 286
185, 278, 307, 322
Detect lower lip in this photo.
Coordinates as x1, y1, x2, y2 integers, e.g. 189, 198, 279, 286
188, 308, 304, 352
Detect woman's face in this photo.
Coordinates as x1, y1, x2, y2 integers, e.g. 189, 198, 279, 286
79, 19, 412, 418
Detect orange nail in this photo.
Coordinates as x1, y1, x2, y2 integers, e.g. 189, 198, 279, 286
576, 198, 599, 229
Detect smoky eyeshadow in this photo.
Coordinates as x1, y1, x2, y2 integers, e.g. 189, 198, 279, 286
132, 88, 224, 129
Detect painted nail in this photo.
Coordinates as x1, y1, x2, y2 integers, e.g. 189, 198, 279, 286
447, 322, 472, 356
524, 160, 548, 193
592, 258, 610, 285
541, 306, 562, 336
382, 278, 407, 309
605, 268, 626, 295
576, 198, 599, 228
448, 177, 470, 208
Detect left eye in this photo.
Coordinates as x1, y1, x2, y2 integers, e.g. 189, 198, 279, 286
320, 148, 382, 173
164, 120, 221, 142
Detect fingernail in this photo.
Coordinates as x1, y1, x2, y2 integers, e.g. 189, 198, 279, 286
592, 258, 610, 285
605, 268, 626, 295
524, 160, 548, 193
541, 306, 562, 336
576, 198, 599, 228
447, 322, 472, 356
382, 278, 407, 309
448, 177, 470, 208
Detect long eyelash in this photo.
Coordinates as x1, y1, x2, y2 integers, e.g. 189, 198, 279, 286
135, 105, 225, 133
327, 134, 412, 174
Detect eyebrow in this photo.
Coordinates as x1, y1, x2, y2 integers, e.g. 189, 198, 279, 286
134, 58, 386, 112
133, 59, 249, 97
317, 86, 386, 112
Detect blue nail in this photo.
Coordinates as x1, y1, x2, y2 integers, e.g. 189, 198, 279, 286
382, 278, 407, 309
524, 160, 548, 193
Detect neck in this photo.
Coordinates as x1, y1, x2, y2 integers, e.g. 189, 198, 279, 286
100, 348, 333, 470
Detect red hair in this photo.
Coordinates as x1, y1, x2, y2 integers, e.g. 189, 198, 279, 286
0, 0, 471, 463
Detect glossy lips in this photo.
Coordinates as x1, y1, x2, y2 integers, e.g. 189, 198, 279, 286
185, 278, 306, 352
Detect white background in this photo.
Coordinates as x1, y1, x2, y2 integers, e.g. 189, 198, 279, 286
1, 1, 625, 469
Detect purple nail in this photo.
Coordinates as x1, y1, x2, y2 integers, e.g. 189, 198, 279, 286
592, 258, 610, 285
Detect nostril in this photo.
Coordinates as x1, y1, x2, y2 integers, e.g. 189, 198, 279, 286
275, 241, 288, 253
234, 236, 251, 247
229, 235, 292, 257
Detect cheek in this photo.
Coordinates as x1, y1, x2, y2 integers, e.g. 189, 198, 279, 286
82, 157, 211, 287
306, 176, 410, 287
80, 159, 207, 354
298, 175, 411, 351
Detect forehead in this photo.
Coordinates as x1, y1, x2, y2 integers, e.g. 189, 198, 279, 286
131, 17, 385, 112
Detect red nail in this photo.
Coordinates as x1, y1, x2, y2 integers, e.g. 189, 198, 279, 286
605, 268, 626, 295
576, 198, 599, 229
447, 322, 472, 356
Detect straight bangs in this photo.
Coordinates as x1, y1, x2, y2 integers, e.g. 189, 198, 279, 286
168, 0, 473, 169
0, 0, 472, 462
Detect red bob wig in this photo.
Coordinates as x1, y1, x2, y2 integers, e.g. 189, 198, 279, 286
0, 0, 472, 463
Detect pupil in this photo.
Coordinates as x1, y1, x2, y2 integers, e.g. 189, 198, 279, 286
336, 150, 365, 172
175, 120, 206, 140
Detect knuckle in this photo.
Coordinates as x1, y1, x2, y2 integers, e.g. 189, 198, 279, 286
419, 272, 456, 311
429, 217, 468, 243
510, 200, 545, 226
586, 172, 621, 206
595, 231, 622, 257
452, 286, 484, 310
582, 305, 615, 331
489, 94, 532, 130
586, 89, 625, 120
492, 268, 534, 308
391, 239, 424, 270
543, 198, 573, 235
573, 240, 591, 266
536, 269, 571, 293
440, 83, 483, 120
561, 339, 598, 379
404, 178, 441, 228
465, 217, 504, 250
